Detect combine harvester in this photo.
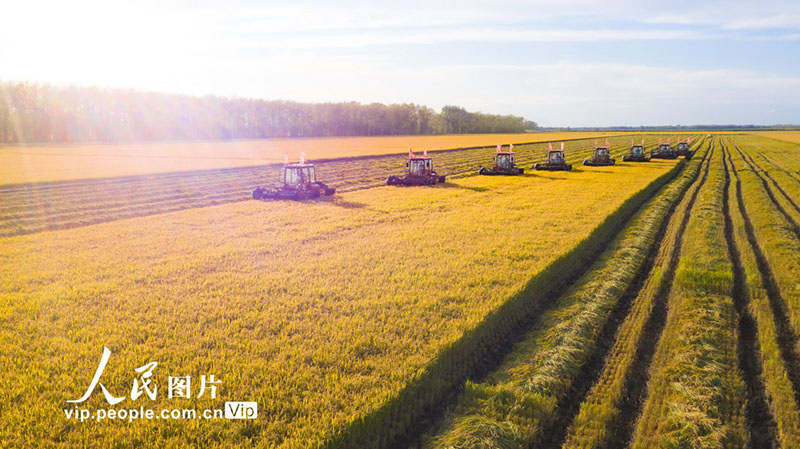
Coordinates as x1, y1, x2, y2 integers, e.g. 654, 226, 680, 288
650, 138, 677, 160
252, 154, 336, 200
534, 142, 572, 171
674, 138, 694, 159
478, 144, 524, 175
583, 139, 616, 166
622, 138, 650, 162
386, 148, 446, 186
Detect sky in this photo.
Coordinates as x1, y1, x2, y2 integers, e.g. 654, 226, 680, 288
1, 0, 799, 127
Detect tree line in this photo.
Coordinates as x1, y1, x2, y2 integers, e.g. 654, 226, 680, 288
0, 82, 531, 143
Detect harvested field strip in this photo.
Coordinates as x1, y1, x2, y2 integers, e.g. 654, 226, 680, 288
720, 142, 778, 448
728, 139, 800, 347
1, 132, 637, 184
731, 141, 800, 234
561, 140, 714, 449
630, 144, 748, 449
747, 137, 800, 184
0, 135, 699, 237
728, 137, 800, 404
406, 144, 706, 449
724, 142, 800, 448
756, 151, 800, 186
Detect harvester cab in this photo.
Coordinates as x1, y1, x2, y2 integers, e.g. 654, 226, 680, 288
622, 138, 650, 162
583, 139, 616, 166
478, 144, 524, 175
534, 142, 572, 171
387, 148, 447, 186
409, 157, 432, 176
650, 139, 677, 159
674, 138, 694, 159
252, 154, 336, 200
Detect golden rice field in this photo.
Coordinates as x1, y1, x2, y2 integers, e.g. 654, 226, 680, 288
5, 133, 800, 449
0, 131, 628, 185
0, 148, 680, 447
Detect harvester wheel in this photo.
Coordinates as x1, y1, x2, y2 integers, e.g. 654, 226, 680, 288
252, 188, 263, 200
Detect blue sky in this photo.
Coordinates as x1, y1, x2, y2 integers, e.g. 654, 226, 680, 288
2, 0, 799, 126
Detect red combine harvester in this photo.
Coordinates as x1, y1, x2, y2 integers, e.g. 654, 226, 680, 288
583, 139, 616, 166
622, 138, 650, 162
386, 148, 447, 186
252, 154, 335, 200
650, 138, 677, 160
674, 138, 694, 159
534, 142, 572, 171
478, 144, 524, 175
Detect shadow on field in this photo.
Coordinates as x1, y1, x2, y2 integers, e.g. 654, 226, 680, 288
323, 197, 367, 209
442, 183, 490, 192
531, 173, 573, 179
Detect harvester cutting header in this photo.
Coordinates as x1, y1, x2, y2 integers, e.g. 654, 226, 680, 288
583, 139, 616, 166
478, 144, 524, 175
252, 153, 336, 200
386, 148, 447, 186
650, 138, 677, 159
534, 142, 572, 171
674, 138, 694, 159
623, 138, 650, 162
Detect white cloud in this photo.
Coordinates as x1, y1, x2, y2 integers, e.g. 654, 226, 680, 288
721, 14, 800, 30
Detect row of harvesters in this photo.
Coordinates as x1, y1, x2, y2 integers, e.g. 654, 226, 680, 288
252, 137, 695, 200
649, 138, 694, 160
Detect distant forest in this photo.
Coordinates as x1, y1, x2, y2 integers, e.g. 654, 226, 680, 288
0, 82, 533, 144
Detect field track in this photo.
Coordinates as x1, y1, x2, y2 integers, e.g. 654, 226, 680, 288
727, 139, 800, 406
537, 138, 714, 449
0, 136, 659, 237
573, 138, 715, 449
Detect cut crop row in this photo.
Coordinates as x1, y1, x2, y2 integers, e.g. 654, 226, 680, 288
628, 140, 748, 448
727, 137, 800, 360
722, 139, 800, 448
561, 139, 714, 449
